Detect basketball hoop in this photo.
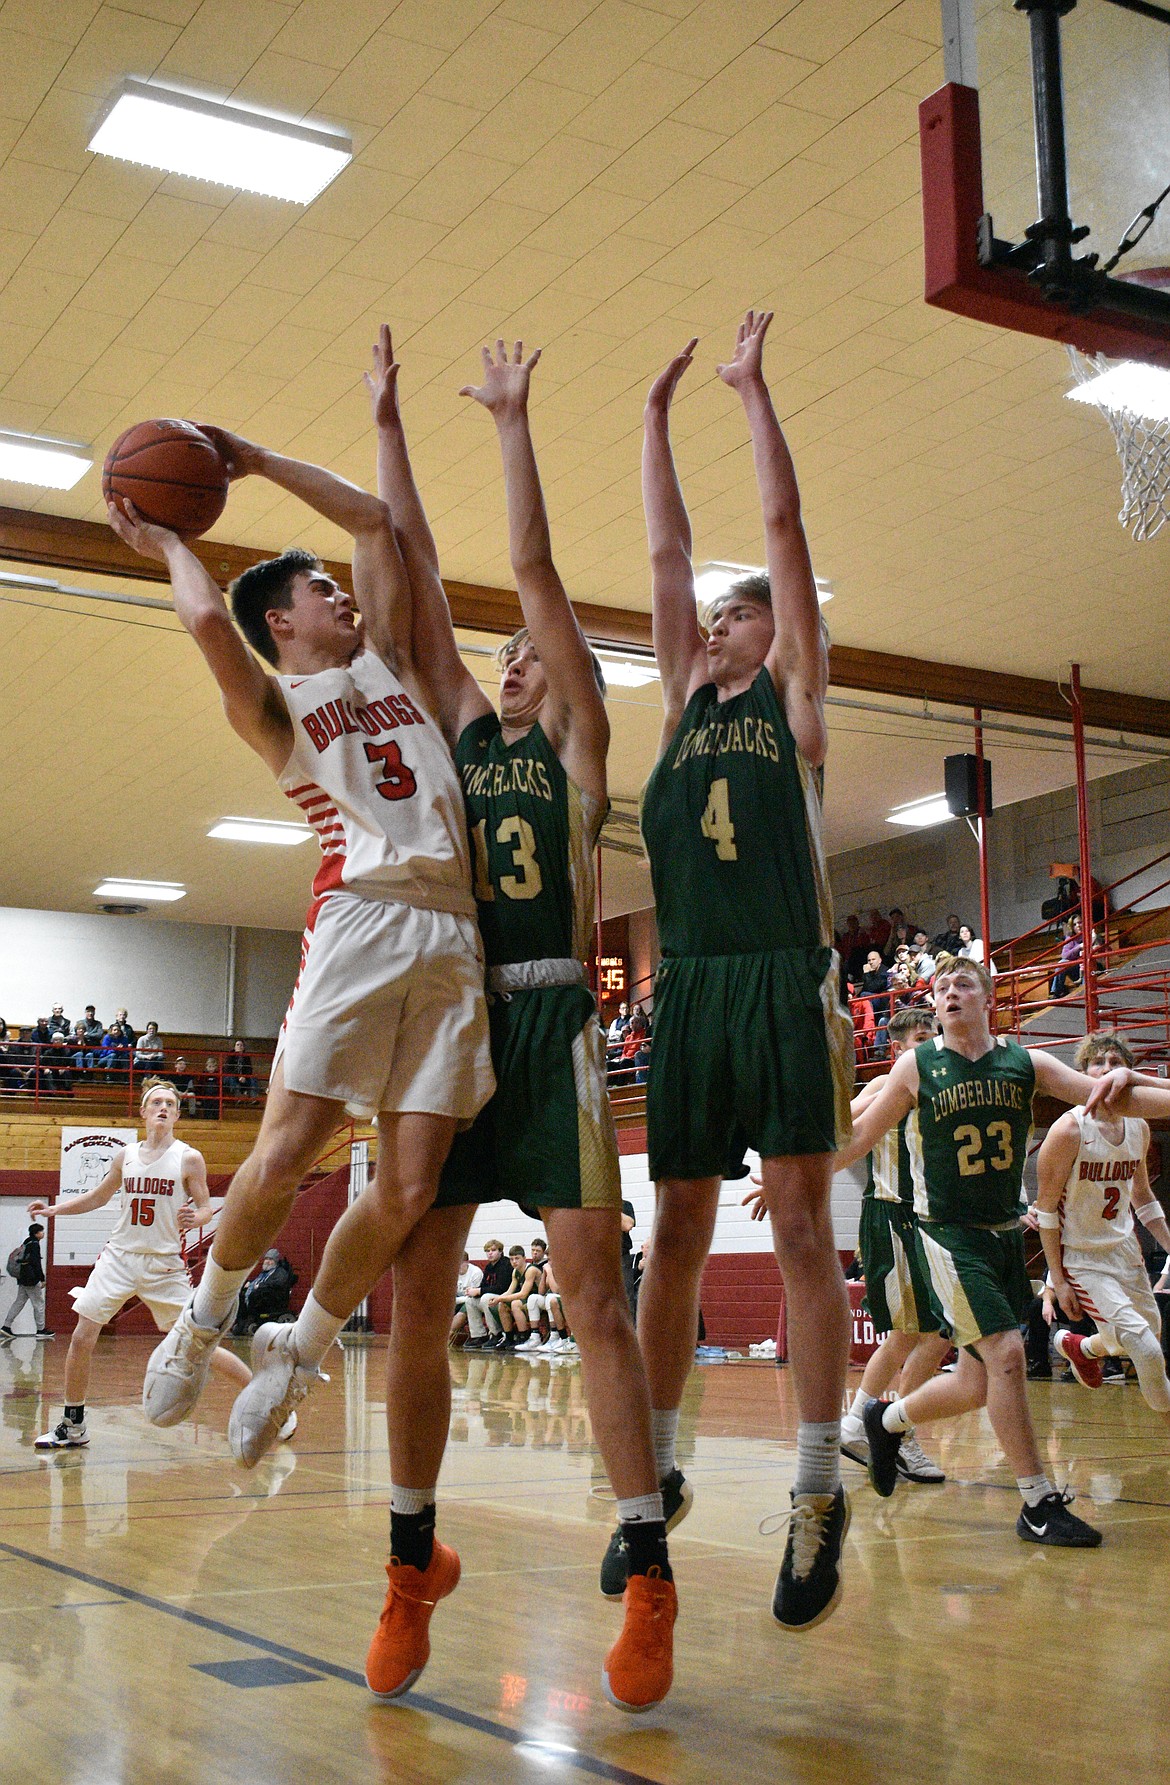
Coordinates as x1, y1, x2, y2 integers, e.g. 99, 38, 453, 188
1066, 268, 1170, 543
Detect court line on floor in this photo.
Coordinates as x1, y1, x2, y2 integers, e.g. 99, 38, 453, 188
0, 1539, 663, 1785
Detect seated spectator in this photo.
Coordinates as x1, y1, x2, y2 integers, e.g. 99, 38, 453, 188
519, 1239, 554, 1351
226, 1038, 258, 1102
621, 1005, 651, 1086
232, 1249, 297, 1335
5, 1026, 34, 1091
909, 931, 936, 985
957, 923, 994, 971
80, 1006, 104, 1049
29, 1017, 53, 1050
867, 907, 891, 956
109, 1009, 136, 1048
42, 1032, 74, 1096
47, 1004, 71, 1038
449, 1251, 483, 1346
539, 1254, 574, 1353
837, 914, 867, 977
883, 917, 913, 965
197, 1055, 221, 1119
134, 1022, 165, 1070
464, 1239, 515, 1348
70, 1019, 95, 1075
849, 950, 891, 1046
171, 1056, 197, 1117
491, 1245, 541, 1351
933, 913, 964, 957
606, 1001, 630, 1071
0, 1020, 17, 1092
1050, 915, 1097, 1000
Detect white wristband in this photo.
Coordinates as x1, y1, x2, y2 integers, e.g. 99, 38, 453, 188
1034, 1209, 1061, 1230
1133, 1199, 1165, 1224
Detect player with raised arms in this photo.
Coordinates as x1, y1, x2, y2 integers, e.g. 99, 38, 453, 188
1035, 1030, 1170, 1424
841, 957, 1170, 1544
353, 328, 675, 1712
624, 311, 856, 1631
107, 426, 492, 1457
29, 1079, 253, 1448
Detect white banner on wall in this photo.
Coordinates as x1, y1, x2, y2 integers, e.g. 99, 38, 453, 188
55, 1126, 137, 1267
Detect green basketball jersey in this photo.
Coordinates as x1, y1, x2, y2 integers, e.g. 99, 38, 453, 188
869, 1116, 921, 1207
455, 713, 602, 967
640, 666, 833, 957
912, 1036, 1035, 1226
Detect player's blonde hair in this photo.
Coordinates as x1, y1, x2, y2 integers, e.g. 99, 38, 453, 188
1075, 1030, 1135, 1071
496, 626, 607, 697
933, 952, 994, 996
139, 1076, 179, 1112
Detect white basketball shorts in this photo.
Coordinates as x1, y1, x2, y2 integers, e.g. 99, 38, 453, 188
274, 890, 493, 1123
71, 1246, 191, 1329
1063, 1234, 1162, 1346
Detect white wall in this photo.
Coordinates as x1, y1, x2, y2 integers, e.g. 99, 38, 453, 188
0, 907, 301, 1038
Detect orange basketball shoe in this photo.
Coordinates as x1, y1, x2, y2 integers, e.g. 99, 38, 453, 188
602, 1569, 677, 1713
365, 1541, 461, 1701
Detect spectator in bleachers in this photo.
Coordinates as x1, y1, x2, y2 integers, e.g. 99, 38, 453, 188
850, 949, 891, 1050
933, 913, 964, 956
48, 1005, 70, 1037
910, 931, 936, 985
80, 1006, 103, 1049
108, 1009, 136, 1048
233, 1249, 297, 1336
464, 1239, 515, 1348
837, 914, 865, 976
6, 1026, 34, 1090
0, 1020, 17, 1092
69, 1019, 94, 1075
197, 1055, 221, 1118
171, 1056, 197, 1117
957, 922, 991, 968
606, 1001, 630, 1070
449, 1251, 483, 1346
42, 1032, 74, 1096
620, 1004, 651, 1085
134, 1023, 165, 1071
867, 908, 891, 955
226, 1039, 258, 1102
29, 1017, 53, 1051
1050, 914, 1094, 1000
883, 915, 914, 965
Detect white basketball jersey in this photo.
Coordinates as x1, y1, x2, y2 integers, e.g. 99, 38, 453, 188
1060, 1107, 1147, 1251
109, 1138, 192, 1255
277, 652, 474, 916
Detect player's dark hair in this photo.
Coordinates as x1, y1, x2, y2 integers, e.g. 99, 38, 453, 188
230, 548, 321, 666
1075, 1030, 1135, 1071
888, 1006, 935, 1042
497, 625, 607, 698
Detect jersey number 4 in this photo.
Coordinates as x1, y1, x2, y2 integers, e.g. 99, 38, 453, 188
700, 778, 738, 861
129, 1198, 155, 1227
472, 816, 543, 901
954, 1120, 1013, 1176
364, 739, 417, 801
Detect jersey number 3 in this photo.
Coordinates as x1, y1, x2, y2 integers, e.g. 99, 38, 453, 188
955, 1120, 1014, 1176
472, 816, 543, 902
364, 740, 417, 801
700, 778, 738, 861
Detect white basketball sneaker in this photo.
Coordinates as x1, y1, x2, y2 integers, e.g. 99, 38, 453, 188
229, 1324, 328, 1468
143, 1294, 239, 1427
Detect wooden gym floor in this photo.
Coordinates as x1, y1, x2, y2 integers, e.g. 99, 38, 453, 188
1, 1334, 1166, 1785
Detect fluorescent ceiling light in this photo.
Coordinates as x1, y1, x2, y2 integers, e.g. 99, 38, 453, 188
209, 817, 313, 846
1067, 360, 1170, 424
693, 560, 833, 608
887, 794, 955, 829
0, 431, 91, 490
93, 878, 186, 902
595, 650, 659, 688
88, 79, 351, 203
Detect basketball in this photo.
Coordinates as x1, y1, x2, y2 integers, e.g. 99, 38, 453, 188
102, 419, 229, 537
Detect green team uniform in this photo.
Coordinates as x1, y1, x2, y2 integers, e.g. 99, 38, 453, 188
910, 1035, 1035, 1349
858, 1116, 938, 1335
436, 712, 620, 1213
640, 665, 853, 1181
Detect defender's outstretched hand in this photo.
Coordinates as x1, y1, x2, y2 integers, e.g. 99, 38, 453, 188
716, 309, 773, 391
645, 338, 698, 415
364, 322, 401, 428
107, 496, 179, 563
460, 339, 541, 416
193, 424, 264, 481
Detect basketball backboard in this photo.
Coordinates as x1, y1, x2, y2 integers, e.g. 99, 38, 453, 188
921, 0, 1170, 368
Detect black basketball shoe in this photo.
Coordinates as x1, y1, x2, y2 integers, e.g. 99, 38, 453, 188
771, 1486, 850, 1630
1017, 1490, 1102, 1548
600, 1467, 693, 1598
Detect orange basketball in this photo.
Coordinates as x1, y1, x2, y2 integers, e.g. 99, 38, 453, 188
103, 419, 229, 537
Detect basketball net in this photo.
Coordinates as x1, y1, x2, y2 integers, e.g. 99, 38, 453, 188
1067, 346, 1170, 542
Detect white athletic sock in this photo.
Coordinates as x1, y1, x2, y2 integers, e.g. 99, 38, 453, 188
1017, 1473, 1054, 1508
390, 1484, 435, 1516
794, 1420, 841, 1496
848, 1388, 870, 1420
290, 1292, 345, 1368
882, 1397, 913, 1434
617, 1492, 665, 1525
192, 1257, 250, 1329
1080, 1334, 1107, 1357
650, 1407, 679, 1481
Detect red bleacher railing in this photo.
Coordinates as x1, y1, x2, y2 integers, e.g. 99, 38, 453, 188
0, 1040, 275, 1117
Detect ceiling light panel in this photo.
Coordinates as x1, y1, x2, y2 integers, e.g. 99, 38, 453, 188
209, 818, 313, 846
93, 878, 186, 902
88, 79, 352, 203
1067, 360, 1170, 425
886, 795, 955, 829
0, 432, 91, 490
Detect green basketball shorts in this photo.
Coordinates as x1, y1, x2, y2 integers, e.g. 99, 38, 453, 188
914, 1221, 1031, 1350
645, 946, 854, 1183
436, 983, 621, 1213
859, 1197, 939, 1335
